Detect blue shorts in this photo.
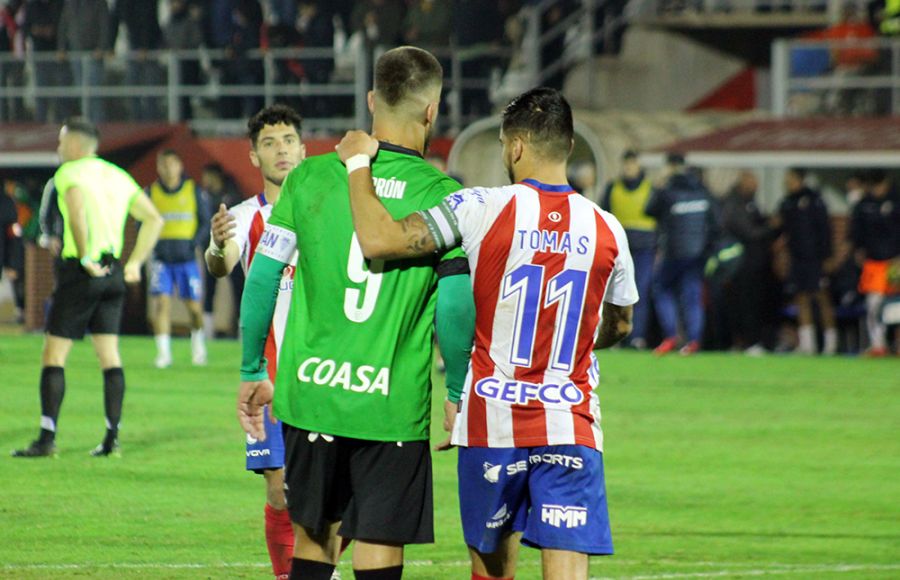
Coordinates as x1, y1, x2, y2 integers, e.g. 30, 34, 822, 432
458, 445, 613, 555
246, 406, 285, 473
150, 260, 202, 301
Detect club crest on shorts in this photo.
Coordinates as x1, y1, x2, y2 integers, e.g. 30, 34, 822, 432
483, 462, 502, 483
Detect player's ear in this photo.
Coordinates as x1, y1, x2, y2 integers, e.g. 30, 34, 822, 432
424, 102, 438, 127
299, 142, 307, 161
249, 148, 260, 169
367, 91, 376, 115
513, 137, 525, 164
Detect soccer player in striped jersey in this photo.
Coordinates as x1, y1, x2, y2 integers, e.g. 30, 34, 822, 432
336, 88, 638, 580
205, 105, 305, 580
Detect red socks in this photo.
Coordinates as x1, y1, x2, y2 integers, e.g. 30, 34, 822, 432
265, 504, 294, 578
472, 573, 514, 580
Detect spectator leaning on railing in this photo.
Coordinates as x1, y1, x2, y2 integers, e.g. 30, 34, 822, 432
219, 0, 263, 119
0, 0, 25, 122
57, 0, 111, 122
22, 0, 63, 122
111, 0, 163, 121
164, 0, 205, 119
404, 0, 452, 48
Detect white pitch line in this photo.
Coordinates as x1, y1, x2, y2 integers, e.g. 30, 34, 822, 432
590, 563, 900, 580
4, 561, 899, 579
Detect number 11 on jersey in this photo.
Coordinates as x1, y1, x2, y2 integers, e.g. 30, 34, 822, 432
501, 264, 588, 372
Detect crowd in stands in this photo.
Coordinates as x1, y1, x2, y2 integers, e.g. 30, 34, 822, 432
599, 153, 900, 356
0, 0, 627, 123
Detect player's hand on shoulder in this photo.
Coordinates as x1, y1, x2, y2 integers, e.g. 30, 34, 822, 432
211, 203, 236, 250
336, 130, 379, 162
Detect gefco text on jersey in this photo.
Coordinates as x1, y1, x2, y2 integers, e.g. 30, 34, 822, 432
516, 229, 590, 255
474, 377, 584, 405
297, 357, 390, 395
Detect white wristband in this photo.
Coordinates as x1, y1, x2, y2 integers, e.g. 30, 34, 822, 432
345, 154, 371, 174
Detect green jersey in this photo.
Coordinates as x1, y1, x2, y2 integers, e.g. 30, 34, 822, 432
54, 157, 142, 261
266, 144, 462, 441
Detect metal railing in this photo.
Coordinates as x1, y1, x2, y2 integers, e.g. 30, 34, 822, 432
0, 45, 370, 131
639, 0, 834, 16
771, 37, 900, 117
0, 1, 625, 134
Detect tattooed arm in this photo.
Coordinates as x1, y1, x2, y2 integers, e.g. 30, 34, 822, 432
339, 131, 438, 260
595, 303, 633, 349
346, 168, 438, 260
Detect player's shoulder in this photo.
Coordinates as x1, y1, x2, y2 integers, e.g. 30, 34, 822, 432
229, 194, 263, 217
282, 153, 341, 189
594, 205, 630, 254
56, 156, 115, 183
298, 152, 341, 174
447, 183, 522, 209
595, 203, 627, 232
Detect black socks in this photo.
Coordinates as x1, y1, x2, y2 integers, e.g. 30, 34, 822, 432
288, 558, 336, 580
354, 566, 403, 580
102, 367, 125, 442
38, 366, 65, 444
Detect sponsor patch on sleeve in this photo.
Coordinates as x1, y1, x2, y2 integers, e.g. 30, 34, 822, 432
256, 224, 297, 263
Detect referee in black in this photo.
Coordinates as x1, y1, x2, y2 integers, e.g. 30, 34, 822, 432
12, 118, 164, 458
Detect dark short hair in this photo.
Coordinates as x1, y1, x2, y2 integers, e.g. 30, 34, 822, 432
623, 149, 638, 161
788, 167, 807, 180
501, 87, 574, 161
374, 46, 443, 108
158, 148, 181, 160
63, 117, 99, 141
247, 104, 303, 147
666, 152, 685, 166
203, 162, 225, 177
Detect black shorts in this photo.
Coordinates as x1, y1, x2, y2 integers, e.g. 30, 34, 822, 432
282, 424, 433, 545
46, 258, 126, 339
788, 259, 826, 294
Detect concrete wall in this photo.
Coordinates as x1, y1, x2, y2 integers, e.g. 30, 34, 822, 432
565, 27, 747, 112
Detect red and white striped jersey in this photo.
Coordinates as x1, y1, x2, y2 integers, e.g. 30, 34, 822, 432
227, 194, 296, 381
420, 179, 638, 450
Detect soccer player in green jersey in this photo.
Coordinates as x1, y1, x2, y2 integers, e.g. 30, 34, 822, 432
237, 47, 475, 580
12, 118, 164, 458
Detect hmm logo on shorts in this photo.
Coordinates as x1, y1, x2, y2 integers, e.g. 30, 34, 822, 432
541, 505, 587, 529
246, 449, 271, 458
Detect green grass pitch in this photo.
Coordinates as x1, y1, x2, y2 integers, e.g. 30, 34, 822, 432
1, 335, 898, 579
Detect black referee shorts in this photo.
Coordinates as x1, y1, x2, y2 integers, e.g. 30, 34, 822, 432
282, 424, 434, 545
46, 257, 126, 339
